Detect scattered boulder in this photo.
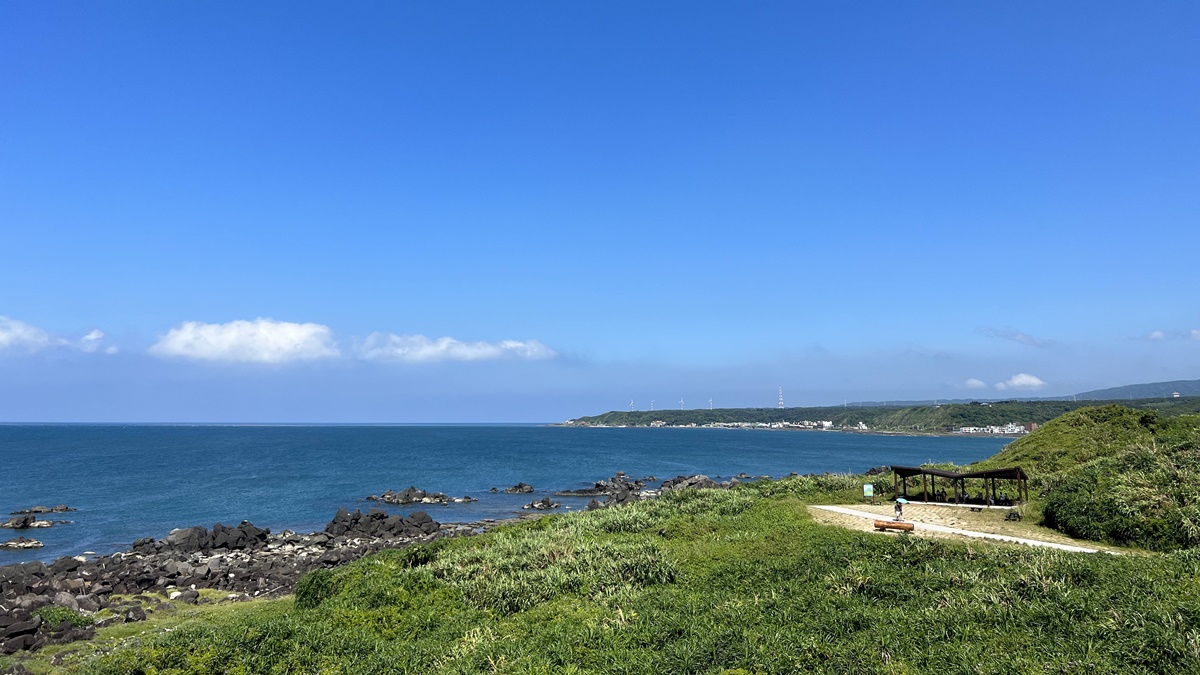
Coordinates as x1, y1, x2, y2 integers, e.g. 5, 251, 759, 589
555, 471, 644, 497
504, 482, 535, 494
51, 591, 79, 612
0, 538, 42, 550
324, 507, 440, 539
587, 489, 640, 510
523, 497, 561, 511
370, 486, 475, 506
164, 525, 212, 552
0, 515, 35, 530
8, 506, 74, 516
661, 475, 721, 491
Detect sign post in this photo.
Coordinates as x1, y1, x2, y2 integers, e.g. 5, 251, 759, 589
863, 483, 874, 504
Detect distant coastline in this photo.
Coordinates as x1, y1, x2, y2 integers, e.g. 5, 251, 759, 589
564, 396, 1200, 435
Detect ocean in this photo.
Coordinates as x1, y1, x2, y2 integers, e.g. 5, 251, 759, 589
0, 425, 1008, 564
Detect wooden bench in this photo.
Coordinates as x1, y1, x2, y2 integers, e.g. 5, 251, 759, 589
1005, 511, 1023, 522
874, 520, 915, 532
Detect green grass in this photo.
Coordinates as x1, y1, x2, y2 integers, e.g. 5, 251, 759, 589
73, 487, 1200, 674
971, 405, 1172, 476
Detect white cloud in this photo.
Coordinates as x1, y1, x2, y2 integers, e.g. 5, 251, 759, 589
0, 316, 52, 352
78, 329, 119, 354
995, 373, 1047, 391
149, 319, 340, 363
1148, 330, 1166, 341
1192, 330, 1200, 341
0, 316, 118, 354
963, 378, 987, 390
358, 333, 557, 363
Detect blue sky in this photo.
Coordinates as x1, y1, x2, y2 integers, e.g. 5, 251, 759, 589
2, 2, 1198, 422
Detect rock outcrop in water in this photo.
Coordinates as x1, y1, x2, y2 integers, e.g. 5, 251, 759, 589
8, 506, 74, 516
0, 539, 42, 551
504, 482, 535, 494
0, 516, 54, 531
555, 471, 646, 497
367, 486, 477, 506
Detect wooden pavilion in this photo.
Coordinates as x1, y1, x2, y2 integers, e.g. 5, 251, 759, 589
890, 465, 1030, 505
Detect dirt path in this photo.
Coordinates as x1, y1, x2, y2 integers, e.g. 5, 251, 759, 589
808, 504, 1116, 554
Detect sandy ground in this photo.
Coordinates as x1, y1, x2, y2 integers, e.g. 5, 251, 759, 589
808, 502, 1128, 553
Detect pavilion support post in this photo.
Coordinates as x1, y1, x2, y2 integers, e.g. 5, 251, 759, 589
892, 468, 897, 499
922, 473, 927, 502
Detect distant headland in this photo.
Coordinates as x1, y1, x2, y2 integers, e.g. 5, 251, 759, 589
564, 396, 1200, 434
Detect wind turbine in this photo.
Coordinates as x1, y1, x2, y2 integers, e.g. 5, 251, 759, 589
679, 397, 685, 410
709, 397, 713, 410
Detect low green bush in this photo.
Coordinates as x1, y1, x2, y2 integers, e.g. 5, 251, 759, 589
32, 605, 93, 628
1042, 439, 1200, 551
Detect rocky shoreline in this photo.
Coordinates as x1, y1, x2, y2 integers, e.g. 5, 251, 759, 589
0, 504, 486, 657
0, 472, 741, 660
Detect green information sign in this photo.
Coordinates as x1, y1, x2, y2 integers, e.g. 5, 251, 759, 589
863, 484, 874, 498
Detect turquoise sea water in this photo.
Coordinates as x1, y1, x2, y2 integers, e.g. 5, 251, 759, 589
0, 425, 1008, 563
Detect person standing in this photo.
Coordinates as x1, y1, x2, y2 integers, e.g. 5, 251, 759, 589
894, 500, 903, 520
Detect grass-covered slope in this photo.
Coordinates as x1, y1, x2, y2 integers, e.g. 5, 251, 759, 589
1040, 423, 1200, 551
81, 483, 1200, 674
969, 405, 1200, 551
970, 405, 1168, 475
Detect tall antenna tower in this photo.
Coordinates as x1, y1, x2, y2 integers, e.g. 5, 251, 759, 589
778, 386, 785, 409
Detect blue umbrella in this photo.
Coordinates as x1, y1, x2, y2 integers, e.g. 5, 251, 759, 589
895, 498, 909, 504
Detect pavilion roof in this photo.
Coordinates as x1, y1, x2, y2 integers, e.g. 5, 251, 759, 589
889, 465, 1028, 481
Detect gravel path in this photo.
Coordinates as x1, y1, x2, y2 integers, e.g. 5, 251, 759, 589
808, 505, 1112, 554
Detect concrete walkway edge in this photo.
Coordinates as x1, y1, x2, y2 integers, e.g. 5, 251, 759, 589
809, 505, 1109, 554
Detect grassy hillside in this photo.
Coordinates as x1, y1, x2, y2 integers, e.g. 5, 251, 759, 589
69, 482, 1200, 674
969, 405, 1200, 551
969, 405, 1168, 475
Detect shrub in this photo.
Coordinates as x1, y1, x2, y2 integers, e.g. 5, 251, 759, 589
32, 605, 93, 628
1042, 440, 1200, 551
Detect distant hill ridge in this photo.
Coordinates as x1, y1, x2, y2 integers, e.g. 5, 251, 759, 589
1075, 379, 1200, 400
569, 397, 1200, 432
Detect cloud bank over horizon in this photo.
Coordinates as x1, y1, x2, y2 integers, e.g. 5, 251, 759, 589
357, 333, 557, 363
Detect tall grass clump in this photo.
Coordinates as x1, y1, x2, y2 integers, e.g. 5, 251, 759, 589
749, 471, 891, 501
